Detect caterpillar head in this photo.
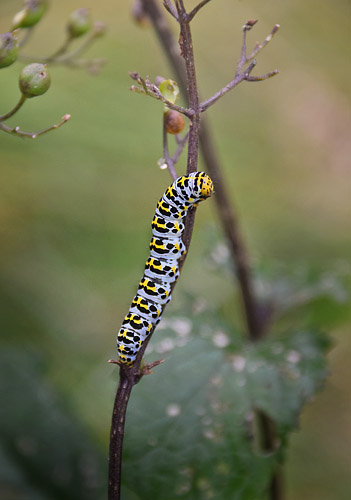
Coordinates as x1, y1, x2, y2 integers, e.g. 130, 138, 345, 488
191, 172, 214, 200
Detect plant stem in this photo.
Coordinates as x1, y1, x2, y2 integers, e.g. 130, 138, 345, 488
108, 3, 204, 497
173, 0, 201, 251
163, 114, 178, 181
140, 1, 282, 498
175, 0, 200, 175
108, 370, 133, 500
0, 113, 71, 138
0, 94, 27, 122
141, 0, 263, 338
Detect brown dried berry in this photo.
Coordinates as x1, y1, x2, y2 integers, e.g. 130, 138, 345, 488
165, 110, 185, 135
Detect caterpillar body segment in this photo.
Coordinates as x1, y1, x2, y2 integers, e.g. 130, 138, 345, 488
129, 294, 163, 323
155, 197, 188, 220
144, 257, 180, 283
116, 172, 213, 365
121, 313, 153, 337
151, 215, 184, 238
137, 276, 172, 305
149, 236, 187, 260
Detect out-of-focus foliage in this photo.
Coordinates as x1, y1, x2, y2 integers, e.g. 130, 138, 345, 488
0, 1, 350, 499
120, 308, 330, 499
0, 349, 106, 499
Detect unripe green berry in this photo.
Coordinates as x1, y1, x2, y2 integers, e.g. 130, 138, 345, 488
67, 8, 92, 38
12, 0, 47, 30
0, 32, 19, 68
19, 63, 51, 98
159, 79, 180, 105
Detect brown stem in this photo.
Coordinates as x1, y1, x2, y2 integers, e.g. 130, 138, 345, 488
108, 370, 133, 500
140, 2, 282, 499
258, 411, 285, 500
108, 3, 204, 497
175, 0, 200, 175
173, 0, 201, 252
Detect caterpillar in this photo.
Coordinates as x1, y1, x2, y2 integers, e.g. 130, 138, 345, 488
117, 171, 214, 365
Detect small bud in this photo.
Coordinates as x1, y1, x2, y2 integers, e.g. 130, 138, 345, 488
19, 63, 51, 98
67, 8, 92, 38
157, 158, 168, 170
165, 110, 185, 135
0, 32, 19, 68
159, 79, 180, 105
11, 0, 48, 30
243, 19, 258, 32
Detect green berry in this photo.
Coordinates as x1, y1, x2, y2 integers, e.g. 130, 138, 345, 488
12, 0, 47, 30
159, 79, 180, 105
0, 32, 19, 68
67, 8, 92, 38
19, 63, 51, 98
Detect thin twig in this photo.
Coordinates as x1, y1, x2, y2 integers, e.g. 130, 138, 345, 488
0, 94, 27, 122
246, 24, 280, 62
173, 131, 189, 164
200, 73, 245, 112
55, 23, 106, 62
245, 70, 279, 81
19, 36, 73, 63
18, 23, 107, 72
130, 72, 194, 117
163, 0, 178, 20
187, 0, 212, 22
46, 36, 73, 62
0, 114, 71, 138
17, 26, 35, 48
200, 22, 279, 112
163, 114, 178, 180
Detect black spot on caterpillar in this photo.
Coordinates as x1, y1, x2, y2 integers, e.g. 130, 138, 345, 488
117, 171, 213, 365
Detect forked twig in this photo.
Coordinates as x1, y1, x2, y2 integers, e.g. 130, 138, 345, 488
129, 72, 194, 117
200, 21, 280, 112
18, 22, 107, 73
0, 114, 71, 139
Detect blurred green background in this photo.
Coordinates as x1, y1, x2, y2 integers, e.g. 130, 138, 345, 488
0, 0, 350, 499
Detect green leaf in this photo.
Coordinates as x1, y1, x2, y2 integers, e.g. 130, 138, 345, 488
120, 320, 272, 499
227, 330, 331, 432
119, 313, 330, 499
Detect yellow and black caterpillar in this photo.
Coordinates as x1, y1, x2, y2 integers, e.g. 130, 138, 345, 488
117, 171, 214, 364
